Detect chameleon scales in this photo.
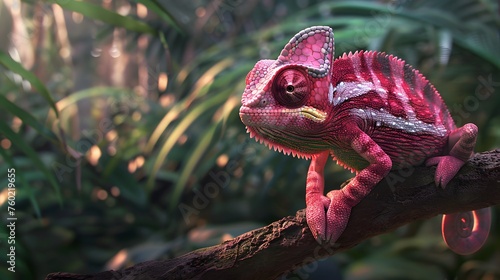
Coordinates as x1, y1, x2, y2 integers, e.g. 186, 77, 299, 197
239, 26, 490, 255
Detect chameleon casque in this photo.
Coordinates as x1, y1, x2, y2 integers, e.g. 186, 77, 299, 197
239, 26, 491, 255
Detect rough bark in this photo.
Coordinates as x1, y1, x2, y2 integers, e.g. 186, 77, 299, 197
46, 150, 500, 280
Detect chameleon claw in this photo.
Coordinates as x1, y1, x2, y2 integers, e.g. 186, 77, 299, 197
426, 155, 466, 188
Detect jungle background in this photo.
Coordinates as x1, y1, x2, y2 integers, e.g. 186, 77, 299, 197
0, 0, 499, 279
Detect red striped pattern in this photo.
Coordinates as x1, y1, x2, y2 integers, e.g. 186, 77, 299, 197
331, 51, 455, 131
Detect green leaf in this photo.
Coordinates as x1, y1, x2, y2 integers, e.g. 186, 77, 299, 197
135, 0, 182, 32
0, 51, 59, 118
47, 0, 157, 35
28, 188, 42, 218
146, 89, 230, 190
56, 86, 134, 110
169, 122, 219, 210
0, 122, 62, 202
0, 94, 59, 144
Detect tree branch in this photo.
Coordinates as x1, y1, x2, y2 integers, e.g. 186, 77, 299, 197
46, 150, 500, 280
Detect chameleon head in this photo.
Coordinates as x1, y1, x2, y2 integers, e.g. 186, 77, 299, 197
239, 26, 335, 157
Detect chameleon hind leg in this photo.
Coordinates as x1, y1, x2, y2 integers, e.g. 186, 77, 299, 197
426, 123, 477, 187
426, 123, 490, 254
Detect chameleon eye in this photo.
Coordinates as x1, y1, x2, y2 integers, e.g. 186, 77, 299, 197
272, 68, 311, 108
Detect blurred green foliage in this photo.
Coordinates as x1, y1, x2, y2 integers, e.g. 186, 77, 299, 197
0, 0, 499, 279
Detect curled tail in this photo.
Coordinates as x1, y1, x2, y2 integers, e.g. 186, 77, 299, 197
442, 208, 491, 255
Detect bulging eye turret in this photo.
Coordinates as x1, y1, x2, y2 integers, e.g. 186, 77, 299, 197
272, 68, 311, 108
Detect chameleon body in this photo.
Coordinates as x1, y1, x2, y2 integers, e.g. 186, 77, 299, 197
239, 26, 491, 254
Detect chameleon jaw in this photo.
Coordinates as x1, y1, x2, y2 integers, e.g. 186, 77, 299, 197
244, 126, 313, 159
239, 105, 327, 126
239, 105, 329, 159
300, 106, 327, 123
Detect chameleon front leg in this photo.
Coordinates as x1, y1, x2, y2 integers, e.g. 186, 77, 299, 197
305, 151, 332, 242
426, 123, 491, 254
306, 129, 392, 244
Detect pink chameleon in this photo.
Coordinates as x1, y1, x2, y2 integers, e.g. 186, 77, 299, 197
240, 26, 490, 254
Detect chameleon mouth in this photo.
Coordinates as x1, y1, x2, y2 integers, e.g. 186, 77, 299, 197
300, 106, 327, 123
239, 106, 327, 125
